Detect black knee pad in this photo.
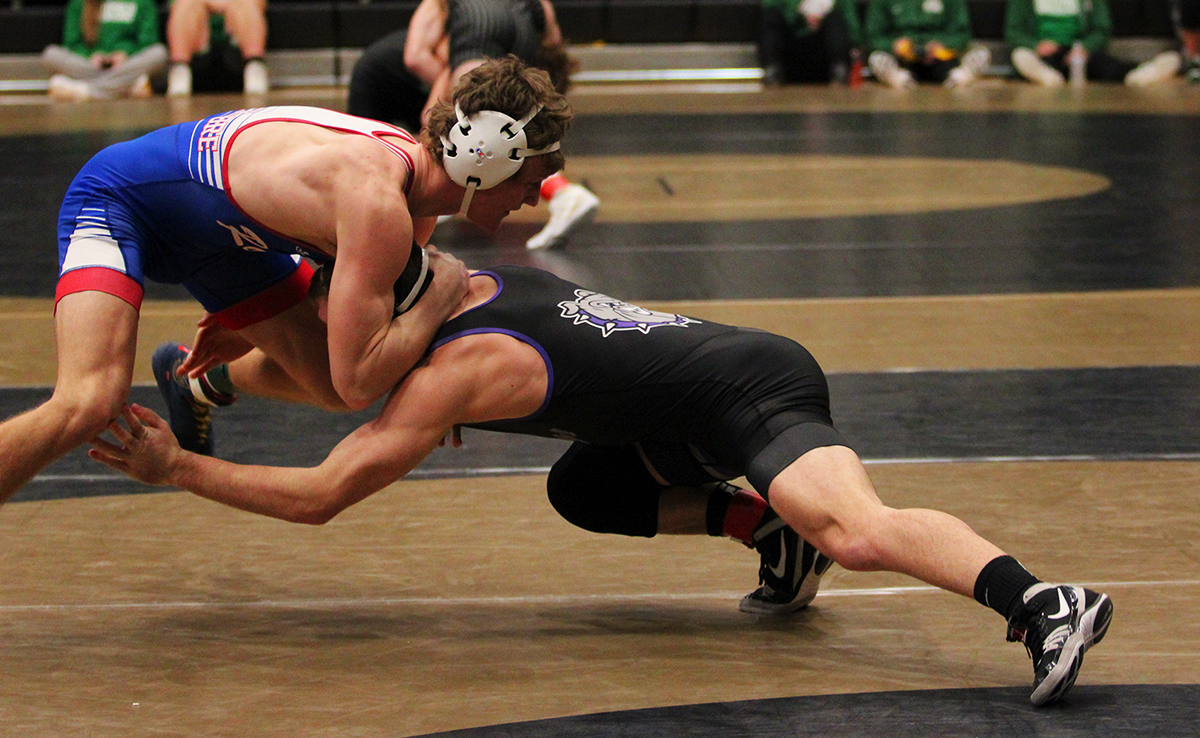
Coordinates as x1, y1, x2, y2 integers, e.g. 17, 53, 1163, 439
546, 443, 663, 538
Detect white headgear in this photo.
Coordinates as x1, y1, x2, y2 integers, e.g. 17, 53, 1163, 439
440, 103, 561, 215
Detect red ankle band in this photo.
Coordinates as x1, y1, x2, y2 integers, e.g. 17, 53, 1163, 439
723, 489, 767, 546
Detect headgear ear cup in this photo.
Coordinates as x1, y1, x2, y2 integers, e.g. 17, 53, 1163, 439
393, 243, 432, 316
441, 103, 561, 214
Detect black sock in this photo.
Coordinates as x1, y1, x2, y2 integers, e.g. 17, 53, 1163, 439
973, 555, 1041, 620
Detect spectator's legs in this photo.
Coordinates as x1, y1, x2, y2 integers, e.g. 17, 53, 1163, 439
41, 45, 103, 80
42, 45, 106, 100
166, 0, 214, 63
1086, 49, 1136, 82
1011, 47, 1065, 85
166, 0, 213, 95
221, 0, 268, 59
216, 0, 269, 93
91, 44, 168, 96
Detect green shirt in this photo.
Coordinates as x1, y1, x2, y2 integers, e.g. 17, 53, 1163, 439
1004, 0, 1113, 53
62, 0, 161, 56
864, 0, 973, 53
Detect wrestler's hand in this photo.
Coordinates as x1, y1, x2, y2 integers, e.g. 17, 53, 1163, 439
88, 405, 182, 486
179, 313, 255, 377
419, 245, 470, 320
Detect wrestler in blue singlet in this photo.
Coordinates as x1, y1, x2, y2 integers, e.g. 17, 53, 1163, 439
55, 106, 418, 327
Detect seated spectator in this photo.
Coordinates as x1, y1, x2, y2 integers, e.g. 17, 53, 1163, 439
1006, 0, 1180, 86
166, 0, 269, 96
758, 0, 864, 86
41, 0, 167, 101
348, 0, 598, 251
864, 0, 990, 87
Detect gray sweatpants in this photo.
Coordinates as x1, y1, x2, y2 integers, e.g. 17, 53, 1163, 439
41, 44, 167, 97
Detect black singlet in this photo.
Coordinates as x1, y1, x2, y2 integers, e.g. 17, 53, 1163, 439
429, 266, 841, 481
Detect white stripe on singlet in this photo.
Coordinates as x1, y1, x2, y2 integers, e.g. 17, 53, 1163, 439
186, 106, 419, 192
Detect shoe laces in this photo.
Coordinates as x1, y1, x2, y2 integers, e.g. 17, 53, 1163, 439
1007, 608, 1072, 662
190, 400, 213, 445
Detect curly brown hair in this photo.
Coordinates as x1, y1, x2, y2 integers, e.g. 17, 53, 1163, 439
421, 55, 572, 173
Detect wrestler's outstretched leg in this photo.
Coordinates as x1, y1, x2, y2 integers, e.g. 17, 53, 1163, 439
765, 444, 1112, 706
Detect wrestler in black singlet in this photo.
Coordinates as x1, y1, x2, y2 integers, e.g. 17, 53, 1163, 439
430, 266, 849, 493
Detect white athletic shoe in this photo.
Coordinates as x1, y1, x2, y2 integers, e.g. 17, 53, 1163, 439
243, 59, 269, 95
167, 63, 192, 97
525, 183, 599, 250
963, 46, 992, 76
47, 74, 95, 102
945, 47, 991, 87
868, 51, 914, 89
945, 65, 974, 87
1012, 47, 1065, 87
1125, 51, 1182, 87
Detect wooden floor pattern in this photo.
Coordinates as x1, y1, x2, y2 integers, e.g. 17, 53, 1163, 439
1, 80, 1198, 736
2, 463, 1197, 736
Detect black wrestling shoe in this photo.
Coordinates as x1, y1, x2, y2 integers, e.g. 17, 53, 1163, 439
1007, 583, 1113, 706
151, 342, 218, 456
739, 508, 834, 615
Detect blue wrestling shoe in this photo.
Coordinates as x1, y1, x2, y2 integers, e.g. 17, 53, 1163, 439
151, 342, 223, 456
739, 508, 834, 615
1007, 583, 1113, 706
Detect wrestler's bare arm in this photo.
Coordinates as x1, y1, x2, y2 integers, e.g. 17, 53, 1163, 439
325, 145, 468, 408
88, 335, 548, 523
230, 128, 468, 409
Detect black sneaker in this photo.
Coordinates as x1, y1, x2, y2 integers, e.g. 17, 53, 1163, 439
151, 342, 216, 456
1007, 583, 1113, 706
739, 509, 834, 615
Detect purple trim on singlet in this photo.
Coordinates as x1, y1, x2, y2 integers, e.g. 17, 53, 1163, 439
429, 271, 554, 419
426, 270, 504, 332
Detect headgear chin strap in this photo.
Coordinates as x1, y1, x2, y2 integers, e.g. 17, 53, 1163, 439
441, 103, 561, 215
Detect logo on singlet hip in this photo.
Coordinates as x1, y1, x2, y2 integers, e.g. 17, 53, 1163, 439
197, 111, 241, 152
217, 220, 270, 252
558, 289, 697, 337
